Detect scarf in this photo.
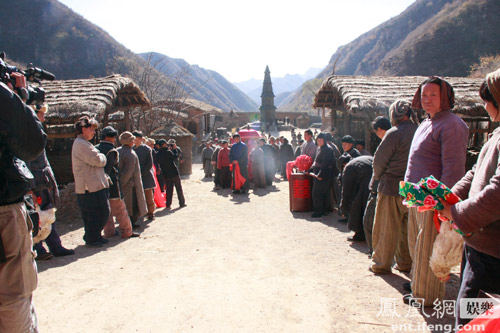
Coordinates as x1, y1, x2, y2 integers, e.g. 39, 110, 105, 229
486, 68, 500, 106
411, 76, 455, 112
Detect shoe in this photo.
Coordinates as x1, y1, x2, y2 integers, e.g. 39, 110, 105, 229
347, 233, 365, 242
99, 238, 109, 244
52, 248, 75, 257
311, 212, 323, 218
368, 265, 391, 275
403, 282, 412, 292
180, 204, 187, 208
128, 232, 140, 238
85, 241, 104, 248
214, 186, 221, 190
232, 190, 241, 194
36, 252, 53, 261
147, 214, 155, 220
132, 223, 141, 229
402, 294, 414, 305
394, 264, 411, 273
165, 206, 171, 210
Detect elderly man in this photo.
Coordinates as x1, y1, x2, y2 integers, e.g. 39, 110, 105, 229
72, 116, 110, 247
341, 135, 361, 158
369, 102, 417, 275
96, 127, 139, 238
309, 133, 335, 218
117, 132, 148, 228
156, 139, 186, 208
202, 141, 214, 178
132, 131, 156, 220
229, 133, 249, 194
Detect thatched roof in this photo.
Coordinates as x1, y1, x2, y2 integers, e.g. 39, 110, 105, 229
150, 123, 194, 138
157, 98, 223, 115
42, 74, 150, 124
314, 75, 486, 117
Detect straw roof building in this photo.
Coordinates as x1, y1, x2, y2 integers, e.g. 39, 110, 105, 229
313, 75, 489, 153
150, 123, 194, 175
41, 74, 150, 184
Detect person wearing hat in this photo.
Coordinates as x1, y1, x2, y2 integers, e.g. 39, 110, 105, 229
341, 135, 361, 158
404, 76, 469, 306
28, 104, 75, 260
132, 131, 156, 220
308, 132, 335, 218
117, 132, 148, 227
211, 140, 222, 190
229, 133, 250, 193
156, 139, 186, 208
96, 127, 139, 238
259, 137, 276, 186
72, 116, 110, 247
438, 70, 500, 327
355, 140, 371, 156
369, 101, 417, 275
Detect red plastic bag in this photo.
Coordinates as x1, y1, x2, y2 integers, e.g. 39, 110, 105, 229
295, 155, 313, 172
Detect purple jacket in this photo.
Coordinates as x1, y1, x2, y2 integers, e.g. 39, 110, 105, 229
451, 127, 500, 259
404, 110, 469, 188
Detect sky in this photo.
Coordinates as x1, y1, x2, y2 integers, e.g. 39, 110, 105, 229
58, 0, 416, 83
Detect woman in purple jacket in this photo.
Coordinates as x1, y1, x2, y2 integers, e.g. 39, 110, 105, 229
440, 69, 500, 327
404, 77, 469, 306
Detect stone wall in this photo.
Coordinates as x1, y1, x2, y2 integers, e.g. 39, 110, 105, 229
56, 183, 81, 222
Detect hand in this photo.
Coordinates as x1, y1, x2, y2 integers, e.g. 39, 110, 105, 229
438, 198, 453, 221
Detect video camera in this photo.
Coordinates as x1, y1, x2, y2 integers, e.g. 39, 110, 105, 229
0, 51, 55, 105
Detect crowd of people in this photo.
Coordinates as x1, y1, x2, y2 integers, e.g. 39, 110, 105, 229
2, 69, 500, 330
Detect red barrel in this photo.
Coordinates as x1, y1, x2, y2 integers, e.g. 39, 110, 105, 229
289, 172, 313, 212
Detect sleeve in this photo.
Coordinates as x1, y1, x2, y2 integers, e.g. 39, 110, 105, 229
372, 132, 396, 181
451, 165, 475, 200
142, 148, 153, 178
119, 153, 134, 185
81, 143, 107, 167
0, 83, 46, 161
452, 155, 500, 234
440, 121, 469, 188
340, 165, 355, 213
104, 150, 118, 175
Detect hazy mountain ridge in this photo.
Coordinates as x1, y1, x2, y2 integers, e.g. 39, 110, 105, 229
0, 0, 257, 112
282, 0, 500, 112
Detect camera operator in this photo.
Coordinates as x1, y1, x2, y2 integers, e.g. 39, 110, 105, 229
0, 81, 46, 332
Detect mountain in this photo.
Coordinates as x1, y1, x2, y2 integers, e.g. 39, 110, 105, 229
0, 0, 257, 112
234, 68, 321, 104
282, 0, 500, 112
139, 53, 257, 112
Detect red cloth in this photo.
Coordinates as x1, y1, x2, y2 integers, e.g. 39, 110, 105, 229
217, 148, 230, 169
286, 161, 295, 180
295, 155, 313, 172
458, 304, 500, 332
230, 162, 246, 190
152, 165, 166, 208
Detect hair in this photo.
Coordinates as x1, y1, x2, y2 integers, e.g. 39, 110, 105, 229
283, 138, 289, 144
75, 116, 98, 134
355, 139, 365, 147
480, 80, 499, 108
132, 130, 143, 138
372, 116, 391, 131
304, 129, 313, 136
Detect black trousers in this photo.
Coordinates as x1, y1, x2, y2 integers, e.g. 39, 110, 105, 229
220, 167, 231, 188
77, 188, 110, 244
164, 175, 185, 207
456, 245, 500, 327
312, 178, 331, 213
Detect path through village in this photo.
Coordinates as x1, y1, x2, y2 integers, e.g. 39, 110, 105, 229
35, 163, 459, 332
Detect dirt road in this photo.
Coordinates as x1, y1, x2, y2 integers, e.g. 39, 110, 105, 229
34, 163, 458, 332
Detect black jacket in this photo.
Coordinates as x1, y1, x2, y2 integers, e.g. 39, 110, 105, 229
312, 145, 335, 180
96, 141, 122, 199
156, 147, 179, 179
0, 82, 46, 205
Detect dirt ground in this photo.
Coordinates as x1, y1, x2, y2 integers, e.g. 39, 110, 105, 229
34, 162, 460, 333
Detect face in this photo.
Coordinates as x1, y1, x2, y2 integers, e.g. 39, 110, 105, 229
234, 137, 240, 143
82, 126, 96, 141
421, 83, 441, 117
317, 138, 325, 147
485, 101, 500, 122
36, 111, 45, 123
374, 128, 386, 140
342, 142, 353, 152
133, 136, 143, 147
223, 143, 228, 149
304, 132, 312, 141
355, 144, 364, 151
